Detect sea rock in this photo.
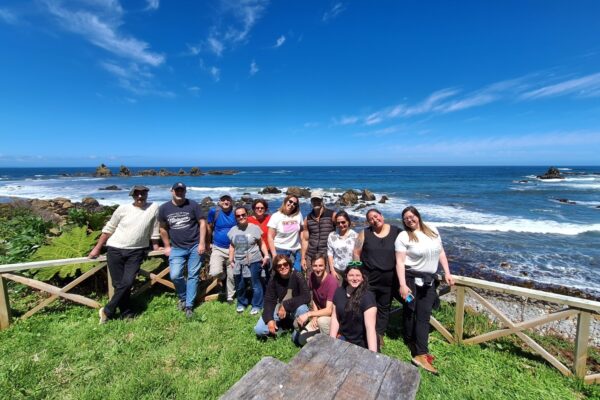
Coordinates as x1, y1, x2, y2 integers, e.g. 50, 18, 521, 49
178, 168, 186, 176
286, 187, 311, 198
259, 186, 282, 194
158, 168, 176, 176
138, 169, 158, 176
82, 197, 100, 207
537, 167, 564, 180
118, 165, 131, 177
361, 189, 376, 201
555, 198, 576, 205
241, 195, 253, 204
61, 201, 74, 209
99, 185, 122, 191
189, 167, 203, 176
500, 262, 512, 270
206, 169, 239, 175
338, 190, 359, 206
354, 204, 367, 211
200, 197, 214, 207
378, 195, 389, 204
94, 163, 112, 177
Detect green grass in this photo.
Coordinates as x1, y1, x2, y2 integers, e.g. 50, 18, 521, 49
1, 291, 599, 400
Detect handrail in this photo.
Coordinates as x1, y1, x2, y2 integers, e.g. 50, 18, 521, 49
453, 276, 600, 314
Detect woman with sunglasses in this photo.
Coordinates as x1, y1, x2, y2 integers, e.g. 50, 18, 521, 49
395, 206, 454, 375
254, 254, 310, 342
353, 208, 402, 346
248, 199, 271, 245
228, 206, 270, 315
330, 262, 378, 352
327, 210, 358, 284
267, 195, 304, 271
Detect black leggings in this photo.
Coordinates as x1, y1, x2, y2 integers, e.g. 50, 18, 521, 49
366, 269, 398, 336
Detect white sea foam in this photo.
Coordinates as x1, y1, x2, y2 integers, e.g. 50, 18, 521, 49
557, 168, 572, 171
271, 170, 291, 174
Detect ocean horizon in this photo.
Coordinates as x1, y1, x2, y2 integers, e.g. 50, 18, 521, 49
1, 165, 599, 298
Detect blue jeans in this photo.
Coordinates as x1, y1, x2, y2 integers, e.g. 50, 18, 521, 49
169, 244, 202, 309
254, 303, 309, 342
234, 262, 265, 309
275, 248, 302, 272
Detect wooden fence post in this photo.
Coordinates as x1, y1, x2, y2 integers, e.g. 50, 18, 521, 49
574, 311, 591, 378
454, 286, 465, 343
107, 265, 114, 299
0, 275, 12, 330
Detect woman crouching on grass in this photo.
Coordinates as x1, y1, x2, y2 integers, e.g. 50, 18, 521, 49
395, 206, 455, 375
254, 254, 310, 343
329, 262, 378, 352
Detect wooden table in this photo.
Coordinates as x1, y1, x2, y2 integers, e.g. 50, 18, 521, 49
221, 334, 420, 400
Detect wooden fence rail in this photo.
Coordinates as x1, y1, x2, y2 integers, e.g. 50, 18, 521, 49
444, 276, 600, 384
0, 257, 598, 384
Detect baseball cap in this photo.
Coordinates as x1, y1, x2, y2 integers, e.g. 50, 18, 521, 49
310, 189, 325, 200
220, 194, 233, 201
171, 182, 187, 190
129, 185, 150, 196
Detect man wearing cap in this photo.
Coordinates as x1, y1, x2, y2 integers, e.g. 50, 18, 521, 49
158, 182, 206, 318
301, 190, 336, 272
207, 195, 237, 303
89, 185, 160, 323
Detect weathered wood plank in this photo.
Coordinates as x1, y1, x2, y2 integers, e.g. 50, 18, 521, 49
454, 286, 465, 343
455, 276, 600, 313
2, 273, 101, 309
22, 263, 105, 319
220, 357, 289, 400
0, 275, 11, 330
584, 373, 600, 384
574, 311, 591, 378
463, 309, 578, 345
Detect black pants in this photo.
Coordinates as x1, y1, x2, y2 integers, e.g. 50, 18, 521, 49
366, 268, 396, 336
105, 247, 146, 318
402, 283, 437, 356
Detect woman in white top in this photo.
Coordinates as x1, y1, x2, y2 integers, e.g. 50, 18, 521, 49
395, 206, 454, 375
267, 195, 304, 271
327, 210, 358, 284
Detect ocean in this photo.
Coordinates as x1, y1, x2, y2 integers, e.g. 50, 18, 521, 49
1, 166, 599, 297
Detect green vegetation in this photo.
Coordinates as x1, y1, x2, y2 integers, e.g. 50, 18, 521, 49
31, 226, 101, 281
0, 206, 54, 265
66, 207, 116, 232
0, 292, 598, 400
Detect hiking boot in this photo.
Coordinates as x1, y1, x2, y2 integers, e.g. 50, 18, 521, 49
185, 308, 194, 319
425, 354, 436, 364
250, 307, 261, 315
177, 299, 186, 311
98, 307, 108, 324
412, 354, 438, 375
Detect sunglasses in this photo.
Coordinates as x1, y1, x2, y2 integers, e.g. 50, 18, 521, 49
286, 200, 298, 206
275, 261, 290, 269
235, 213, 247, 219
346, 261, 363, 268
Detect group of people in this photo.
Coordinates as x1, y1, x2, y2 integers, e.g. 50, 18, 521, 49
88, 183, 454, 375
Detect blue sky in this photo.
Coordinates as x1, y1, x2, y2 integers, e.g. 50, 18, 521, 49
1, 1, 600, 167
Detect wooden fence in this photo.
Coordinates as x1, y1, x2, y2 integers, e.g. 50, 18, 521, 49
0, 257, 598, 384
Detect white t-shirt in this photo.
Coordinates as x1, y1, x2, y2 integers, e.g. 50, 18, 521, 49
327, 229, 358, 272
394, 226, 442, 274
267, 211, 303, 251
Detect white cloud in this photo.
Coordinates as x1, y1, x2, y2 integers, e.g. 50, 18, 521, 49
45, 0, 164, 67
0, 8, 18, 25
145, 0, 159, 11
198, 0, 268, 56
322, 2, 345, 22
100, 60, 174, 97
249, 60, 259, 76
520, 72, 600, 100
209, 66, 220, 82
274, 35, 286, 48
332, 115, 359, 126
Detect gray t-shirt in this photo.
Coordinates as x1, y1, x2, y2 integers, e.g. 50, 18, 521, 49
227, 224, 263, 265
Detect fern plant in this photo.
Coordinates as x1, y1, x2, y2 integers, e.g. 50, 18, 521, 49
31, 226, 100, 281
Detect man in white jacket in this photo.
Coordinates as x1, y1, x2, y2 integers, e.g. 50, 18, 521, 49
89, 185, 160, 323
